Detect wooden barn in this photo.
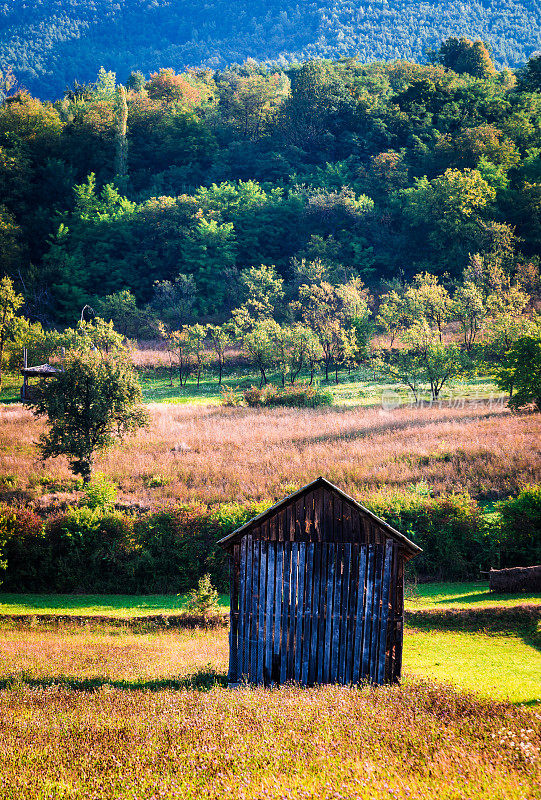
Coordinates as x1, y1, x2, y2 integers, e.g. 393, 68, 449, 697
218, 477, 421, 687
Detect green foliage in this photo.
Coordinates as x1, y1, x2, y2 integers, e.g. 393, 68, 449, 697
243, 383, 333, 407
0, 486, 540, 591
0, 49, 540, 333
368, 492, 493, 580
495, 334, 541, 410
429, 37, 497, 78
29, 348, 148, 482
0, 276, 24, 391
81, 473, 118, 512
184, 573, 220, 617
3, 2, 541, 100
496, 485, 541, 566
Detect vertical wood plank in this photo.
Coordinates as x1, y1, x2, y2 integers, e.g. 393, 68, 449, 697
302, 491, 310, 540
295, 498, 305, 541
309, 542, 321, 685
265, 542, 275, 685
314, 489, 323, 541
323, 490, 333, 542
250, 538, 260, 682
343, 503, 352, 542
317, 543, 328, 684
244, 535, 253, 680
294, 542, 306, 682
334, 498, 343, 542
352, 508, 361, 544
323, 543, 335, 683
345, 542, 358, 684
301, 542, 314, 684
256, 541, 267, 685
273, 544, 283, 683
280, 542, 291, 685
330, 544, 343, 682
352, 544, 367, 683
361, 544, 374, 680
338, 543, 351, 683
287, 543, 299, 680
377, 541, 393, 685
277, 509, 285, 543
369, 545, 384, 681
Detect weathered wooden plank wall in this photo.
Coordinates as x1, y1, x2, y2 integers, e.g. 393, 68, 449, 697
229, 538, 398, 686
227, 485, 407, 687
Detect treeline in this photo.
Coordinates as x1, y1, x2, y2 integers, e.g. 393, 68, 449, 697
1, 46, 540, 334
1, 0, 541, 98
1, 485, 539, 590
4, 256, 540, 408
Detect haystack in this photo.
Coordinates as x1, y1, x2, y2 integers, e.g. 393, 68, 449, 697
489, 565, 541, 593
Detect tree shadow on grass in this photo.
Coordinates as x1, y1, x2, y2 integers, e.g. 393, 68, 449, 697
292, 409, 508, 449
433, 591, 539, 605
0, 667, 229, 692
406, 614, 541, 654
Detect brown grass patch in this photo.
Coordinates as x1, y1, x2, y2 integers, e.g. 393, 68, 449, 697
1, 401, 540, 506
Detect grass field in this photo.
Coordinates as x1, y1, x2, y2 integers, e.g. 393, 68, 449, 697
0, 583, 539, 616
1, 395, 538, 507
0, 622, 538, 800
0, 623, 538, 705
1, 680, 538, 800
137, 369, 504, 408
0, 364, 505, 409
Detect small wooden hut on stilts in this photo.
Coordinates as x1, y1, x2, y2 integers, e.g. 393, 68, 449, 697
219, 477, 421, 687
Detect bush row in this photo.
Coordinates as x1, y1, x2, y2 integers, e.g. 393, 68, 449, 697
0, 487, 539, 592
243, 384, 333, 408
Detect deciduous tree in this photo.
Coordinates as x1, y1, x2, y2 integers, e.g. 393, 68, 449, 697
30, 348, 148, 482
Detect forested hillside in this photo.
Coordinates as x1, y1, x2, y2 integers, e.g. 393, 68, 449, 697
0, 45, 540, 328
0, 0, 540, 99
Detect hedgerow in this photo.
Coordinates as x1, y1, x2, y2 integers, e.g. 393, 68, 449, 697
0, 489, 539, 592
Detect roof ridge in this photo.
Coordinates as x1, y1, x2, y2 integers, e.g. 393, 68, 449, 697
217, 477, 421, 555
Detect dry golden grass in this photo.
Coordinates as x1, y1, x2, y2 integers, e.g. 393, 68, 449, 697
1, 401, 540, 506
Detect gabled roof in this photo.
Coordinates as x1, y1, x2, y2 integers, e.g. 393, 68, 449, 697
21, 363, 61, 376
218, 476, 422, 556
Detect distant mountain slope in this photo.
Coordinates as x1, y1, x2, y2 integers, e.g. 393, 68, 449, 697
1, 0, 540, 98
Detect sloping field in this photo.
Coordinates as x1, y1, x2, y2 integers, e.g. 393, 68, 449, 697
1, 401, 540, 506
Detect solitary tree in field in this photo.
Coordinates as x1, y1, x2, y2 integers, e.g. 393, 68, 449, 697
207, 323, 233, 385
29, 349, 148, 482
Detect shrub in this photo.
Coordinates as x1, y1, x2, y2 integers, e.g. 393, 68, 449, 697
368, 492, 493, 580
82, 474, 118, 511
185, 573, 220, 617
496, 486, 541, 567
243, 385, 265, 406
0, 488, 538, 591
243, 383, 333, 408
220, 385, 244, 406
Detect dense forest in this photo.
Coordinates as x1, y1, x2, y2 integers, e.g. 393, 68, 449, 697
0, 41, 540, 332
0, 0, 540, 99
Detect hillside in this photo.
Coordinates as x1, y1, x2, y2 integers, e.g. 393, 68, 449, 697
1, 0, 540, 99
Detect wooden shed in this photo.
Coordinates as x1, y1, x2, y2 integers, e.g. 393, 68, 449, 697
218, 477, 421, 687
20, 363, 60, 402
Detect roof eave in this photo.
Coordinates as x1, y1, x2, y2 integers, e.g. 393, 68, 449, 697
218, 477, 422, 556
